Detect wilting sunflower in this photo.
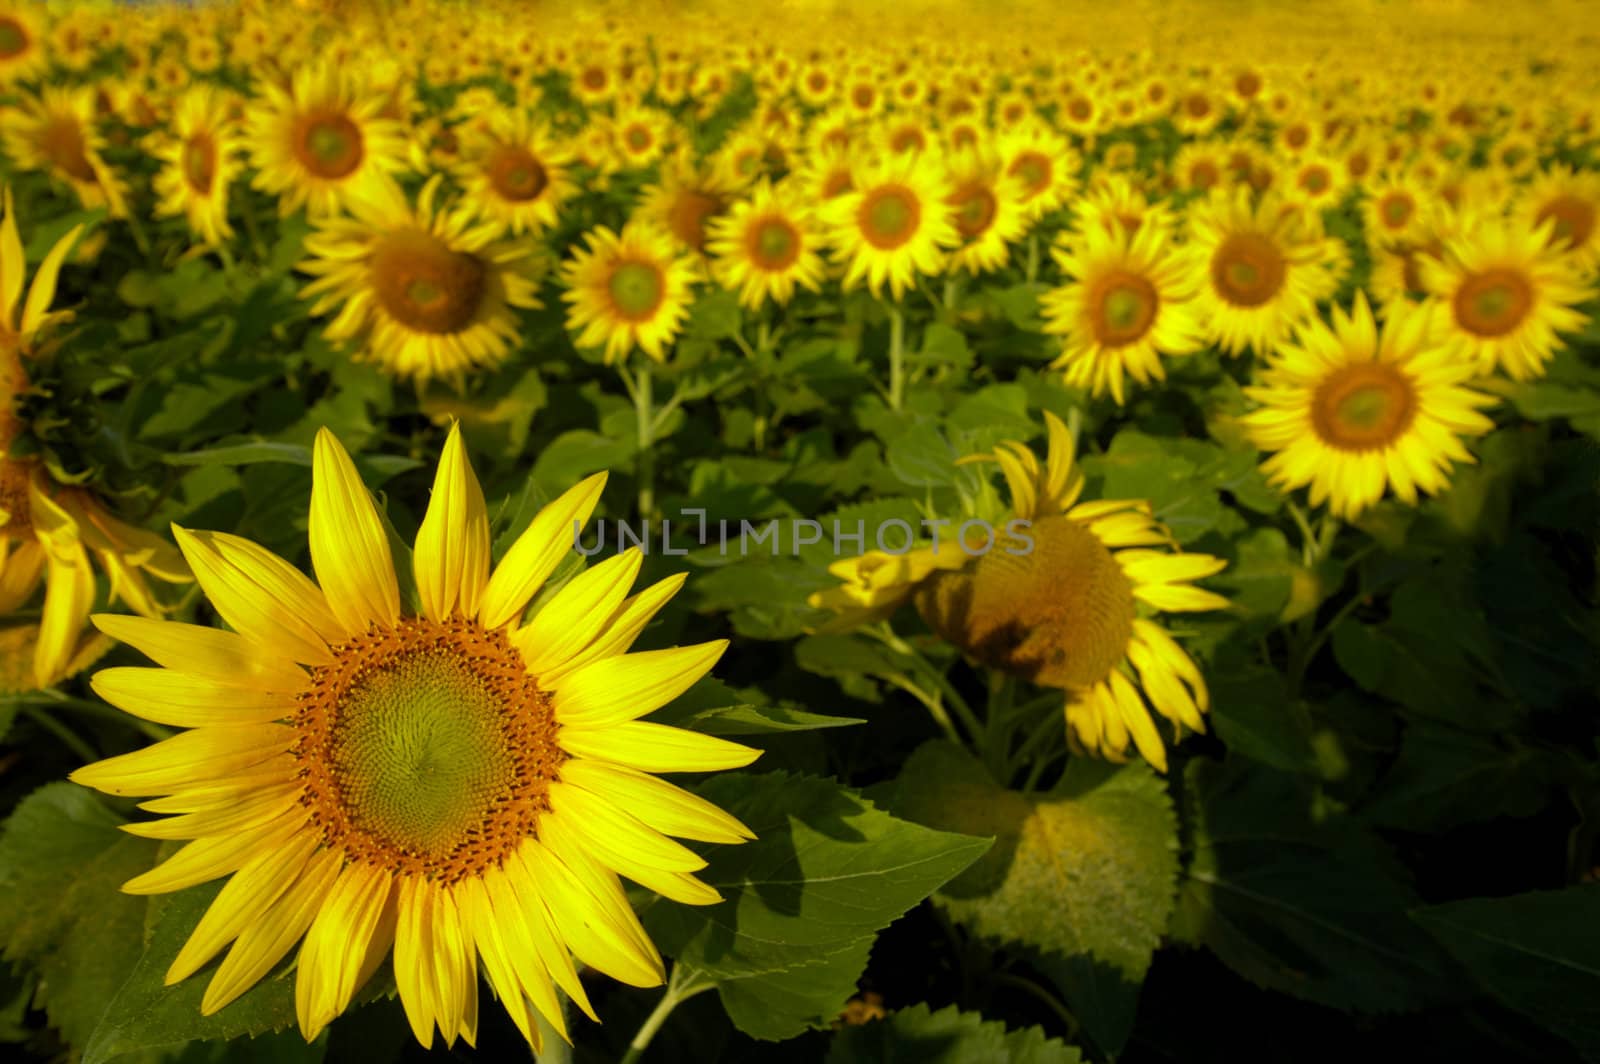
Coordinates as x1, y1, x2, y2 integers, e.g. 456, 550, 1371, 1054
71, 426, 758, 1051
1241, 294, 1497, 520
299, 177, 544, 385
1183, 187, 1338, 356
247, 63, 408, 217
824, 153, 957, 300
706, 178, 826, 310
561, 221, 698, 363
0, 4, 46, 85
940, 144, 1027, 276
453, 108, 575, 238
1518, 165, 1600, 275
0, 192, 188, 686
1041, 222, 1204, 405
0, 87, 129, 218
1421, 217, 1594, 381
150, 86, 243, 248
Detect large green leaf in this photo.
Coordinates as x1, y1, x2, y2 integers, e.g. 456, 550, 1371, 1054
0, 784, 158, 1049
887, 741, 1177, 1056
642, 771, 990, 1041
825, 1003, 1083, 1064
1172, 757, 1463, 1012
1413, 885, 1600, 1057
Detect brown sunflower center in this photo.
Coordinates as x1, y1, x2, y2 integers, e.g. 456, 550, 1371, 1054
859, 184, 921, 249
293, 112, 364, 179
1379, 193, 1414, 229
182, 133, 216, 194
914, 515, 1135, 690
1008, 151, 1051, 196
1310, 362, 1417, 452
1091, 271, 1159, 346
608, 259, 665, 321
822, 169, 853, 199
746, 217, 800, 270
667, 188, 724, 252
1190, 161, 1220, 189
292, 616, 562, 883
949, 181, 998, 239
0, 18, 29, 59
1236, 71, 1262, 98
370, 229, 487, 335
39, 118, 96, 183
0, 457, 33, 540
1067, 97, 1093, 122
1536, 195, 1596, 251
624, 125, 653, 152
486, 144, 548, 202
1454, 267, 1534, 337
1299, 166, 1330, 194
1211, 232, 1287, 307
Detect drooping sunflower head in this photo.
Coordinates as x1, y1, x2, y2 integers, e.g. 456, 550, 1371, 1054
823, 152, 958, 300
71, 425, 758, 1051
0, 86, 129, 218
1242, 294, 1497, 520
560, 220, 698, 364
298, 176, 545, 385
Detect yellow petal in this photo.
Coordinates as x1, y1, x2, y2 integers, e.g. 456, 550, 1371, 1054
513, 548, 643, 676
546, 781, 706, 871
34, 533, 94, 688
167, 830, 320, 984
484, 860, 595, 1026
394, 877, 442, 1049
69, 724, 294, 797
557, 759, 754, 843
538, 573, 685, 687
295, 862, 395, 1042
203, 848, 343, 1015
173, 527, 342, 667
91, 667, 296, 728
91, 614, 308, 690
413, 423, 490, 623
478, 473, 607, 630
122, 806, 308, 894
1, 189, 24, 327
457, 878, 542, 1050
551, 640, 726, 728
20, 223, 82, 336
310, 427, 400, 636
513, 839, 663, 988
558, 721, 760, 773
541, 801, 718, 907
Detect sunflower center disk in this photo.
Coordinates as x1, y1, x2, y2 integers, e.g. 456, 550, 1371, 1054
860, 186, 919, 249
1211, 232, 1286, 307
1009, 153, 1050, 195
1454, 267, 1533, 337
951, 183, 998, 238
293, 616, 562, 882
749, 218, 800, 269
0, 19, 28, 58
914, 515, 1136, 691
0, 458, 34, 540
371, 229, 488, 335
1536, 196, 1594, 250
295, 113, 364, 178
183, 134, 216, 193
488, 145, 548, 202
1311, 363, 1417, 452
668, 189, 723, 251
1382, 194, 1413, 228
609, 260, 665, 320
40, 118, 96, 183
1094, 273, 1159, 346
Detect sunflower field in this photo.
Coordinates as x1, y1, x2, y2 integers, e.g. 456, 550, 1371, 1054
2, 0, 1599, 1060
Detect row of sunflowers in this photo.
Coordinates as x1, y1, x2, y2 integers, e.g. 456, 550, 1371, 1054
2, 0, 1599, 1061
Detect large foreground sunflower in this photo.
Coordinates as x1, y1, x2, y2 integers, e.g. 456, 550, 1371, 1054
72, 426, 758, 1050
298, 177, 544, 384
1240, 295, 1496, 520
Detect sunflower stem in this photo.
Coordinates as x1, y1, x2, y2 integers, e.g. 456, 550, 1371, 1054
1025, 233, 1040, 283
621, 964, 712, 1064
630, 360, 657, 521
16, 705, 97, 764
887, 305, 906, 411
534, 1003, 571, 1064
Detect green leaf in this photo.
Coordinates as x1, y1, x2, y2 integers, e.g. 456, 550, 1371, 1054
0, 784, 159, 1049
1172, 757, 1461, 1012
826, 1003, 1083, 1064
643, 771, 989, 1041
1362, 725, 1549, 831
1413, 885, 1600, 1057
885, 422, 958, 488
887, 741, 1176, 1055
1214, 527, 1296, 621
1083, 431, 1222, 543
1208, 665, 1320, 776
654, 702, 865, 735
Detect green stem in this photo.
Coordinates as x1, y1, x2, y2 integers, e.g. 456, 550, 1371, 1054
620, 966, 712, 1064
993, 971, 1080, 1040
18, 692, 173, 743
631, 361, 656, 520
534, 1001, 570, 1064
17, 705, 97, 763
1009, 701, 1067, 788
1025, 233, 1040, 283
868, 625, 984, 746
887, 305, 906, 412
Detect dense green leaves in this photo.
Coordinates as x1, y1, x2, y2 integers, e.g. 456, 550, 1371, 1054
826, 1004, 1083, 1064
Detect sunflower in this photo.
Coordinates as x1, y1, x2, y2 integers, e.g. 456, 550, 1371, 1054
1172, 141, 1227, 195
1241, 294, 1496, 520
70, 426, 758, 1051
1182, 187, 1338, 356
452, 109, 574, 238
706, 178, 826, 310
150, 86, 243, 249
610, 104, 673, 170
1042, 222, 1204, 404
1361, 170, 1434, 249
823, 153, 957, 301
1420, 217, 1595, 381
0, 3, 46, 84
1518, 165, 1600, 275
246, 63, 408, 217
0, 87, 129, 218
997, 122, 1080, 221
298, 177, 544, 385
0, 192, 188, 687
1073, 174, 1177, 241
940, 144, 1027, 276
799, 140, 857, 204
636, 154, 737, 257
561, 221, 697, 364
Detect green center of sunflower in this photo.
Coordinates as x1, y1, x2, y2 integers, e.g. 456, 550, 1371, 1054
914, 514, 1135, 691
331, 649, 514, 857
859, 185, 920, 249
292, 616, 561, 883
748, 218, 800, 270
609, 260, 665, 320
182, 134, 215, 193
1311, 362, 1417, 452
0, 19, 28, 58
295, 113, 363, 179
1454, 267, 1533, 337
371, 229, 488, 335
